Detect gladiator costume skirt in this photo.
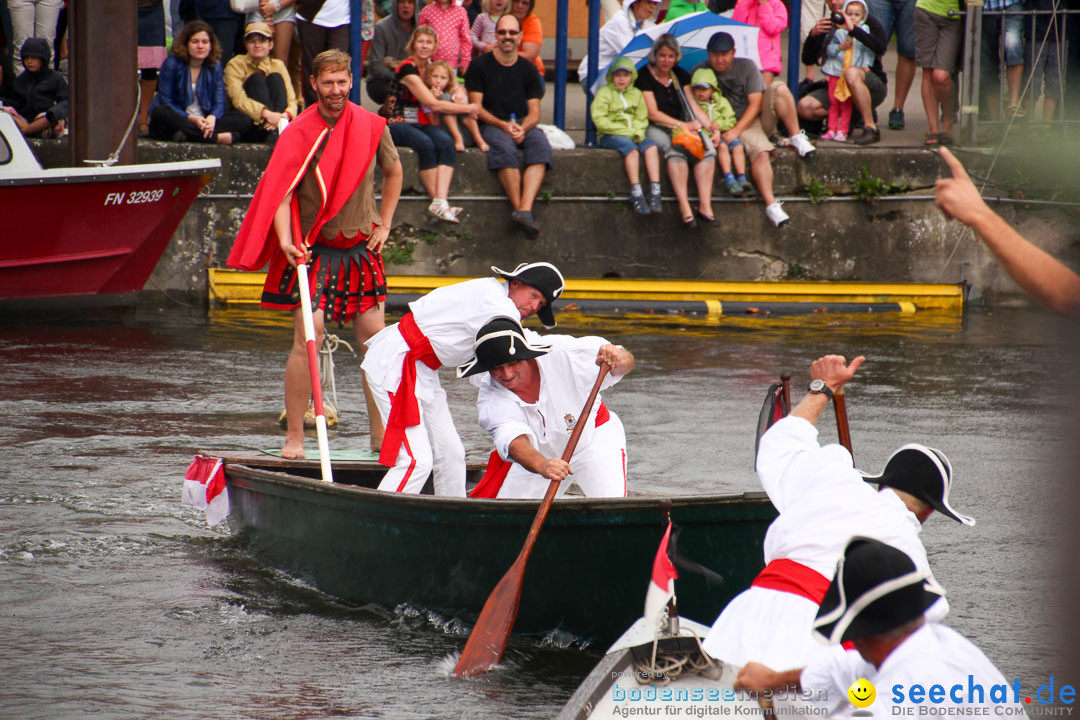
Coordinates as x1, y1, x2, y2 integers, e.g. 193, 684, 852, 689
260, 239, 387, 326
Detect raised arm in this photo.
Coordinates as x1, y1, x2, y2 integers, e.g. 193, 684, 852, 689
790, 354, 865, 426
935, 147, 1080, 314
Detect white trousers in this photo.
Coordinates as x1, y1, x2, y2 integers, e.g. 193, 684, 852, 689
369, 362, 466, 497
8, 0, 64, 75
702, 586, 832, 671
496, 413, 628, 499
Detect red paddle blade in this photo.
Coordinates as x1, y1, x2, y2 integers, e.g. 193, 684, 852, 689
452, 559, 525, 677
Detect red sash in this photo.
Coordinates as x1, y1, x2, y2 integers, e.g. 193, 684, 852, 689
468, 402, 609, 498
378, 313, 442, 467
751, 558, 832, 604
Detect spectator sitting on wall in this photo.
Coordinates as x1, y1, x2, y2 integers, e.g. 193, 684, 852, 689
697, 31, 817, 228
148, 20, 252, 144
799, 0, 887, 144
224, 22, 298, 144
465, 13, 550, 238
2, 37, 66, 137
243, 0, 298, 68
590, 57, 663, 215
577, 0, 660, 85
367, 0, 422, 105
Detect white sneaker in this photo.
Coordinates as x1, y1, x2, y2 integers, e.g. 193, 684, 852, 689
765, 201, 790, 228
789, 130, 817, 158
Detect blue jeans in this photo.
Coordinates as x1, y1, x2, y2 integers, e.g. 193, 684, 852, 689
982, 3, 1027, 87
389, 122, 456, 171
867, 0, 917, 58
598, 134, 658, 157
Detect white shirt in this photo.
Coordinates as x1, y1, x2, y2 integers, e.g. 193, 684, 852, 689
476, 335, 621, 461
363, 278, 520, 395
756, 416, 949, 621
801, 623, 1027, 715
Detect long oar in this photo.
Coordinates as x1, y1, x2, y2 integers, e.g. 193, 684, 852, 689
453, 364, 610, 678
834, 386, 853, 461
291, 210, 333, 484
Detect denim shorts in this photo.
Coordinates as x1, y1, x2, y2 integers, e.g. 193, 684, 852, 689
867, 0, 916, 59
981, 5, 1027, 76
598, 134, 658, 157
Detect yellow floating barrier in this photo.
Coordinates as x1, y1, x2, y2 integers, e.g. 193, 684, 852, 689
208, 269, 964, 314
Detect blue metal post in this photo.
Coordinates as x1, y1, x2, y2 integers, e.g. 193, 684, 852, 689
786, 0, 802, 99
350, 0, 364, 104
585, 0, 602, 146
554, 0, 569, 129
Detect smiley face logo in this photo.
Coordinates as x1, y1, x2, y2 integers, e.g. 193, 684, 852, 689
848, 678, 876, 709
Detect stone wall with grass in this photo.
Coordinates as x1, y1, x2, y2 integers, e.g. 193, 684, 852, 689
31, 139, 1080, 308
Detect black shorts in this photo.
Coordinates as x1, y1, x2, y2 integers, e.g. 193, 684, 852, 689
479, 124, 552, 171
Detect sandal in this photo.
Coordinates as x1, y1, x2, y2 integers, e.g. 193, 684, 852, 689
427, 200, 459, 223
924, 133, 941, 146
937, 132, 954, 146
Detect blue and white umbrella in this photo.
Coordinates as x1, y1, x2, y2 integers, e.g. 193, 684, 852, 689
589, 12, 761, 94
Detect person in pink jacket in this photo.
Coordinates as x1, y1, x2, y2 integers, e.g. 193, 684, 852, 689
732, 0, 788, 85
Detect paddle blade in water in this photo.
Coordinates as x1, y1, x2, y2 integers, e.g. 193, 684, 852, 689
452, 561, 524, 677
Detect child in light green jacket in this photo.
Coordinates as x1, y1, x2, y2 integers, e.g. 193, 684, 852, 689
691, 67, 749, 197
591, 57, 662, 214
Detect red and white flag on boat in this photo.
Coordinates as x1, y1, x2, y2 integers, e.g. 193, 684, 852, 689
643, 520, 678, 628
181, 455, 229, 527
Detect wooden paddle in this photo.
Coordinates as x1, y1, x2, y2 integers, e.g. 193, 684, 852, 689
291, 209, 333, 484
834, 386, 853, 460
453, 363, 611, 678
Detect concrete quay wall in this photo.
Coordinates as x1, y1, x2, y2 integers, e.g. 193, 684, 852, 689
32, 140, 1080, 309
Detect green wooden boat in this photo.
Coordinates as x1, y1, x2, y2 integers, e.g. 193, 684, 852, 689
219, 452, 777, 642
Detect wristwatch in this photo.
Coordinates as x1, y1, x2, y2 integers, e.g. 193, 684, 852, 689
808, 379, 834, 400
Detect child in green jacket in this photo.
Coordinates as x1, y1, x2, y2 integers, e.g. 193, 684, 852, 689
691, 67, 749, 197
590, 57, 662, 214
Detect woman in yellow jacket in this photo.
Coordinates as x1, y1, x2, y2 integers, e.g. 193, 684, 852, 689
590, 57, 662, 215
224, 22, 298, 144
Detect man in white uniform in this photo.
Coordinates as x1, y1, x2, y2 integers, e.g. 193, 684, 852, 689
457, 317, 634, 499
702, 354, 974, 671
362, 262, 565, 497
735, 538, 1028, 717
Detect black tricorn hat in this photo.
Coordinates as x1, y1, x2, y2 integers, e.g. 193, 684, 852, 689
813, 537, 946, 644
491, 262, 565, 329
859, 444, 974, 526
456, 317, 551, 378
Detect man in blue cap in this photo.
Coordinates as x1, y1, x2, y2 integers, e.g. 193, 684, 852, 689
693, 31, 816, 228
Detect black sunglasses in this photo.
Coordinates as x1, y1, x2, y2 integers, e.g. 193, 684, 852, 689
496, 29, 519, 36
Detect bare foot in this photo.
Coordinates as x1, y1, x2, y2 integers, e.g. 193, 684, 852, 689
216, 132, 233, 145
478, 142, 490, 152
281, 436, 305, 458
454, 141, 465, 152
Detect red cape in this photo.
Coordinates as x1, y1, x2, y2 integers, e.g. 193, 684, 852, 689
227, 102, 387, 274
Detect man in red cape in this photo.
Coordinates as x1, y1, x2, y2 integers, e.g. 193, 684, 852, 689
228, 49, 403, 459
